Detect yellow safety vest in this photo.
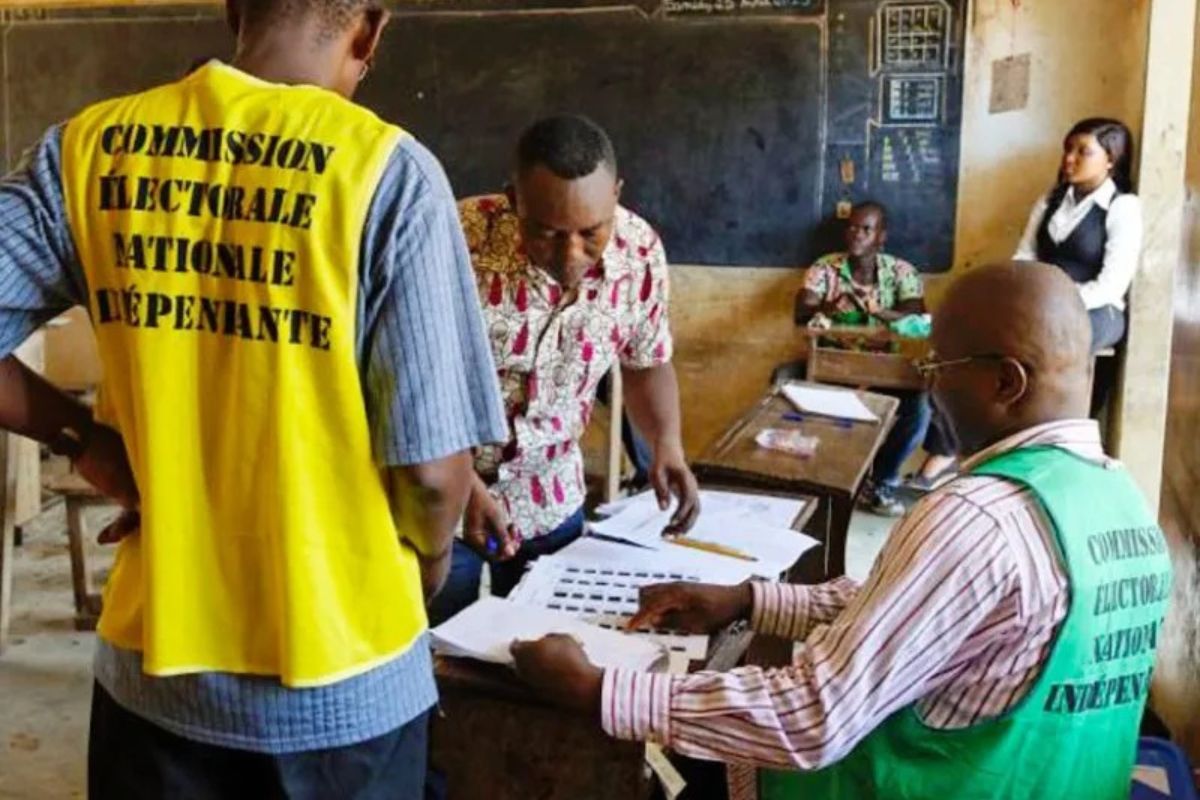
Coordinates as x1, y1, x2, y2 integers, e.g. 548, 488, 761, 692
60, 62, 427, 687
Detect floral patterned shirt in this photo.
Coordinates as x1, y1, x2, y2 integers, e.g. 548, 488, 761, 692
803, 252, 923, 325
459, 194, 673, 537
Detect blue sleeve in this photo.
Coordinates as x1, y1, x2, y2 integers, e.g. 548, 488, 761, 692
0, 124, 87, 357
357, 136, 507, 466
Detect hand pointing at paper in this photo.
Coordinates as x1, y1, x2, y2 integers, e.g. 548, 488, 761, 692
626, 582, 753, 634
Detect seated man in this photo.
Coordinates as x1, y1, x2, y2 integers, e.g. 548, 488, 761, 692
513, 262, 1171, 799
792, 201, 932, 515
428, 115, 700, 625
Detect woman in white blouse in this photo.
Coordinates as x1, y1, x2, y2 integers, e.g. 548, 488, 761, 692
1014, 117, 1141, 351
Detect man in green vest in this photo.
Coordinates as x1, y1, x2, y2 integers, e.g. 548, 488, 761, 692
512, 261, 1171, 799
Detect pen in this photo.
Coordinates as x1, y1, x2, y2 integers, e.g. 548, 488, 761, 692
781, 411, 854, 429
666, 536, 758, 562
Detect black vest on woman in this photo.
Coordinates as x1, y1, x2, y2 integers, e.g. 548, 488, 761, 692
1035, 184, 1119, 284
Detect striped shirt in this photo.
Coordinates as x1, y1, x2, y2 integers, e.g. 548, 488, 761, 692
0, 121, 507, 752
602, 420, 1110, 773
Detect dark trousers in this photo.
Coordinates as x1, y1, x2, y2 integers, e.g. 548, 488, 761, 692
872, 390, 933, 487
89, 683, 429, 800
426, 507, 585, 627
1089, 305, 1126, 418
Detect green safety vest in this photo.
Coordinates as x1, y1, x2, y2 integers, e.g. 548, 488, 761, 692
761, 445, 1171, 799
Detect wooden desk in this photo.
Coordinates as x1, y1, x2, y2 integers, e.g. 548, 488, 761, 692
693, 384, 899, 579
803, 326, 928, 392
430, 490, 817, 800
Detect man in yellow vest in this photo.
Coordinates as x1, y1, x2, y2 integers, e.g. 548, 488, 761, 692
0, 1, 506, 796
512, 262, 1170, 799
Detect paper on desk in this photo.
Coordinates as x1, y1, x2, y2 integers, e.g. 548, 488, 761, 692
590, 504, 818, 579
431, 596, 666, 671
782, 382, 879, 423
548, 535, 756, 585
597, 489, 807, 529
507, 557, 711, 662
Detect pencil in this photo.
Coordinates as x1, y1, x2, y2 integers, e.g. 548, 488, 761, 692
667, 537, 758, 562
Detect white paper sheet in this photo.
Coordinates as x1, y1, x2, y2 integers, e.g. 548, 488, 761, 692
432, 596, 666, 672
589, 504, 819, 579
508, 557, 711, 661
781, 382, 879, 423
597, 489, 807, 529
547, 535, 756, 586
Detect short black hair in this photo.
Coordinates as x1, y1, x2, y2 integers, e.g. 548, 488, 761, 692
852, 200, 888, 228
234, 0, 370, 41
515, 114, 618, 180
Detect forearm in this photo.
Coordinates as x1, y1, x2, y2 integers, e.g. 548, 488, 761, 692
388, 450, 474, 560
751, 577, 860, 640
620, 362, 683, 454
0, 355, 92, 442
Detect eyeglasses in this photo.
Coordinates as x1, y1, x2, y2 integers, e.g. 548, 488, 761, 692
913, 351, 1017, 379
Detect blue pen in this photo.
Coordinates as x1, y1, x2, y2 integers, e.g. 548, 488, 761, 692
782, 411, 853, 429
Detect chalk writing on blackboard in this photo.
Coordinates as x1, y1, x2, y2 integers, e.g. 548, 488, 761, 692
664, 0, 822, 15
878, 2, 951, 69
884, 75, 942, 123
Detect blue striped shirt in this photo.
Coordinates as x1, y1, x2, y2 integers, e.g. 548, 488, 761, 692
0, 124, 507, 753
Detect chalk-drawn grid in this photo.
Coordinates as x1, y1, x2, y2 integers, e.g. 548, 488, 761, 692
884, 74, 943, 123
878, 1, 951, 70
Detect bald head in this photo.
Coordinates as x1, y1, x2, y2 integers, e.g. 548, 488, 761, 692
929, 262, 1093, 456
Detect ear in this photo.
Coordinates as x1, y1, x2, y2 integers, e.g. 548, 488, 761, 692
995, 357, 1030, 407
352, 6, 390, 65
877, 227, 888, 247
614, 177, 624, 202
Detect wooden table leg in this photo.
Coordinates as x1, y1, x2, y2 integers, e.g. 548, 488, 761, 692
825, 494, 854, 579
0, 434, 14, 655
65, 498, 100, 631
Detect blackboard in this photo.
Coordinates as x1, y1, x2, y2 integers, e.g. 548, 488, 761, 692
0, 0, 964, 269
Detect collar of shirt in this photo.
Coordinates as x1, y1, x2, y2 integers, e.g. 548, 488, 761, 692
835, 252, 897, 286
960, 418, 1110, 472
1063, 177, 1118, 213
490, 194, 616, 288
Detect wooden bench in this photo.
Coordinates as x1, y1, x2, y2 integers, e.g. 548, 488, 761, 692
42, 472, 110, 632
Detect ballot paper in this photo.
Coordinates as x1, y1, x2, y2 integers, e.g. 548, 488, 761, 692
548, 535, 756, 586
588, 495, 818, 579
508, 557, 711, 663
597, 489, 807, 529
431, 596, 666, 672
781, 382, 879, 423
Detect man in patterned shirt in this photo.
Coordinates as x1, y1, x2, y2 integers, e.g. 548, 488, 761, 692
791, 201, 937, 516
428, 115, 700, 625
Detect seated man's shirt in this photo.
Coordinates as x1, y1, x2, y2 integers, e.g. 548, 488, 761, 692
459, 195, 673, 538
804, 252, 923, 326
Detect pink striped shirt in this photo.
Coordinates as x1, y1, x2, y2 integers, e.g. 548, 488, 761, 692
601, 419, 1111, 772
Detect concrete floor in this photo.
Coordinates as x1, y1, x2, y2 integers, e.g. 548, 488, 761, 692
0, 494, 896, 799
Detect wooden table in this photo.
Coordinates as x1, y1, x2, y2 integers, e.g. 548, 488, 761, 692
693, 383, 899, 579
430, 489, 818, 800
802, 325, 929, 392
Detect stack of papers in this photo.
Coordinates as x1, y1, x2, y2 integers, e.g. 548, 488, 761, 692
782, 382, 879, 423
434, 489, 818, 675
432, 596, 666, 672
589, 490, 818, 579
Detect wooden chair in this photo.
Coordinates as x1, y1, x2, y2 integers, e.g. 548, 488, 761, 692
0, 434, 18, 654
42, 472, 108, 632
